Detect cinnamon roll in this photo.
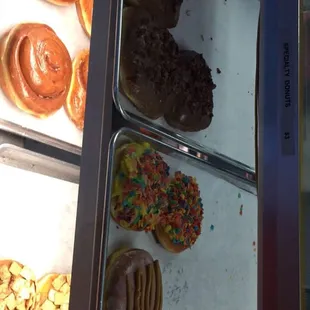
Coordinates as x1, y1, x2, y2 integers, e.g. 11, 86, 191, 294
0, 23, 72, 118
65, 49, 89, 130
44, 0, 76, 5
76, 0, 93, 37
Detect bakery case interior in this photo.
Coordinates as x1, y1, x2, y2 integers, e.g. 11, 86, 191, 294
0, 0, 272, 309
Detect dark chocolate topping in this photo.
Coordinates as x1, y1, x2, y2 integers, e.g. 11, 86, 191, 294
165, 50, 216, 132
121, 8, 179, 119
131, 20, 179, 95
124, 0, 183, 28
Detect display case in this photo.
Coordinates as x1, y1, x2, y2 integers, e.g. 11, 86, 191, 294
0, 0, 304, 310
71, 0, 259, 310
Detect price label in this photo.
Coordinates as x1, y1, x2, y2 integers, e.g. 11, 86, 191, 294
281, 42, 295, 156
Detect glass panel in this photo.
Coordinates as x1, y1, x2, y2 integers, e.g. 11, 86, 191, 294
0, 0, 92, 152
0, 0, 93, 308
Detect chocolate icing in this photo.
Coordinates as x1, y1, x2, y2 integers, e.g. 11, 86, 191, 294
125, 0, 183, 28
120, 8, 179, 119
105, 249, 162, 310
164, 50, 216, 132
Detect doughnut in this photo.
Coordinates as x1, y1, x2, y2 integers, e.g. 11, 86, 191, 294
44, 0, 76, 5
156, 171, 203, 253
65, 49, 89, 130
0, 23, 72, 118
104, 248, 162, 310
76, 0, 93, 37
0, 260, 37, 310
112, 142, 170, 231
164, 50, 216, 132
37, 274, 71, 309
120, 7, 179, 119
125, 0, 183, 28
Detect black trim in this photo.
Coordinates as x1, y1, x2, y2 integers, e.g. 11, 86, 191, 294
69, 0, 118, 308
258, 1, 300, 309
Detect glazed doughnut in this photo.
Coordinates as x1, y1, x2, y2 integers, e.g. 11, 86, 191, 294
112, 142, 170, 231
65, 49, 89, 130
104, 248, 162, 310
37, 274, 71, 309
125, 0, 183, 28
76, 0, 93, 37
0, 23, 72, 118
156, 171, 204, 253
120, 7, 179, 119
164, 50, 216, 132
0, 260, 37, 310
44, 0, 76, 6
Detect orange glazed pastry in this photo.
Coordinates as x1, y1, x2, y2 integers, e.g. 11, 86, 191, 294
65, 49, 89, 130
44, 0, 76, 5
0, 23, 72, 118
37, 274, 71, 309
0, 260, 37, 310
76, 0, 93, 37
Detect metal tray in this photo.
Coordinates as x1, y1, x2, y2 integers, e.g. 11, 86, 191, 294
113, 0, 260, 169
0, 143, 79, 183
0, 119, 81, 155
98, 127, 257, 310
0, 142, 79, 286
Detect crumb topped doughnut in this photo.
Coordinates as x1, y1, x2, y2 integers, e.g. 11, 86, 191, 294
165, 50, 216, 132
112, 142, 170, 231
120, 7, 179, 119
125, 0, 183, 29
156, 171, 203, 253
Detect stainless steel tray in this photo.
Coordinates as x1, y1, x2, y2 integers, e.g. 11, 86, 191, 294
113, 0, 260, 169
0, 143, 79, 183
99, 127, 257, 310
0, 119, 81, 155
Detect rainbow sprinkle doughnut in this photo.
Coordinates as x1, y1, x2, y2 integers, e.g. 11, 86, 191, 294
112, 142, 170, 231
159, 171, 203, 248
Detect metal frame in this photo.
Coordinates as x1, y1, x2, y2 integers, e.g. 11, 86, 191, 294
70, 0, 302, 309
258, 1, 300, 310
0, 117, 81, 155
69, 0, 118, 308
0, 143, 79, 183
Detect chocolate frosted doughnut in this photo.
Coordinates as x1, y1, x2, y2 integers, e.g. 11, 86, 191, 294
104, 249, 163, 310
165, 51, 216, 132
120, 7, 179, 119
125, 0, 183, 29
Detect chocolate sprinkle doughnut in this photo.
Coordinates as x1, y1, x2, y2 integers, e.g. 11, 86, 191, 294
125, 0, 183, 29
120, 7, 179, 119
165, 50, 216, 132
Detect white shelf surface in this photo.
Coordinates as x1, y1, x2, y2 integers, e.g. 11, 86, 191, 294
0, 163, 78, 279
